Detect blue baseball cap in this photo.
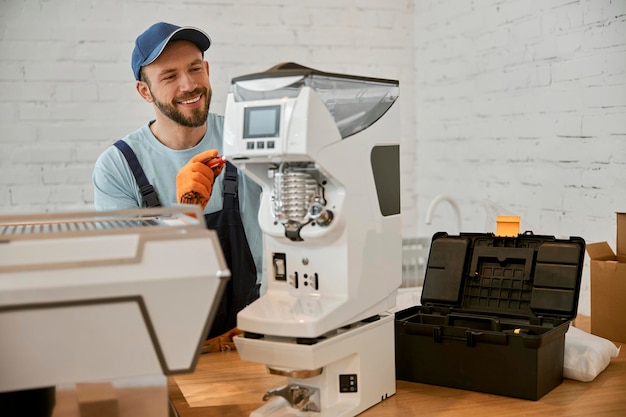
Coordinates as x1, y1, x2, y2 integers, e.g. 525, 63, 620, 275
131, 22, 211, 81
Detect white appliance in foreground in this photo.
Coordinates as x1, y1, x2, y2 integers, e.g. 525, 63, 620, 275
0, 206, 229, 393
224, 63, 402, 416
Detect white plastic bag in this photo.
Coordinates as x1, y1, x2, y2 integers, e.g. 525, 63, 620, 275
564, 325, 620, 382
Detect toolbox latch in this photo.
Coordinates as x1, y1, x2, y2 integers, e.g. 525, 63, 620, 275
466, 330, 481, 347
433, 326, 443, 343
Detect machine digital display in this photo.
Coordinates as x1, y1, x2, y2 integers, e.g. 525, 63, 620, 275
243, 105, 281, 138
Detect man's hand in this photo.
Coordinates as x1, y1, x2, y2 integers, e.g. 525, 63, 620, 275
176, 149, 225, 209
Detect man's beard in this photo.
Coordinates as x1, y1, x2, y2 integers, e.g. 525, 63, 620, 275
152, 87, 211, 128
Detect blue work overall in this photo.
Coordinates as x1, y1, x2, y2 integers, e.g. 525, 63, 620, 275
203, 162, 260, 338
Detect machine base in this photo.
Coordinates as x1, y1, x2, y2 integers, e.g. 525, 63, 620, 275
235, 313, 396, 417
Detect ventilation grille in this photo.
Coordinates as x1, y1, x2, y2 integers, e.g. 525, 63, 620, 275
0, 218, 160, 236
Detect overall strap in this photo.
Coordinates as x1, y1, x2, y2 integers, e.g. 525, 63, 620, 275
113, 140, 162, 207
222, 162, 239, 210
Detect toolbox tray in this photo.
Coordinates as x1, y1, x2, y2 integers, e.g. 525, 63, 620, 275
394, 232, 585, 400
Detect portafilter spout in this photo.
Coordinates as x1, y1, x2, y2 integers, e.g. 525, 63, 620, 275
262, 384, 321, 412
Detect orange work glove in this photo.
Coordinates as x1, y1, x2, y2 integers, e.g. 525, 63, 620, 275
176, 149, 225, 210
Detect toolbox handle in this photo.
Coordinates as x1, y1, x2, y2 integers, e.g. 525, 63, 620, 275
464, 330, 508, 346
447, 313, 502, 331
400, 322, 509, 346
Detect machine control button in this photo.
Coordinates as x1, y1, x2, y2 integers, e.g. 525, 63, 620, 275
267, 140, 275, 149
256, 141, 265, 149
273, 253, 287, 281
339, 374, 358, 393
289, 271, 299, 288
246, 141, 255, 149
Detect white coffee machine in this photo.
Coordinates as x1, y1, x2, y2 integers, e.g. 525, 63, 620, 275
0, 207, 228, 393
223, 63, 401, 416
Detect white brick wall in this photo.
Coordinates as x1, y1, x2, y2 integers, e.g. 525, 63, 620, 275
415, 0, 626, 315
0, 0, 416, 228
1, 0, 624, 314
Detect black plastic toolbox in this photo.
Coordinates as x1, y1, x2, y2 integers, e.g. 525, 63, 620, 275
394, 232, 585, 400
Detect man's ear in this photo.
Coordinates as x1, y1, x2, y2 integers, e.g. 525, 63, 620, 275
136, 80, 153, 103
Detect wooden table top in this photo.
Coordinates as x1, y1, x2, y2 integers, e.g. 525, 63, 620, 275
168, 316, 626, 417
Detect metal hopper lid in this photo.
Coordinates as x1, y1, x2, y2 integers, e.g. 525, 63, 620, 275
230, 62, 399, 139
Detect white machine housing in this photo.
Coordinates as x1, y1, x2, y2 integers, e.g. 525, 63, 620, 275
224, 63, 401, 416
0, 206, 229, 393
224, 63, 402, 339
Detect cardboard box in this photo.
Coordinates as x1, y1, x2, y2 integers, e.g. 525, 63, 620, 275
587, 213, 626, 343
76, 382, 119, 417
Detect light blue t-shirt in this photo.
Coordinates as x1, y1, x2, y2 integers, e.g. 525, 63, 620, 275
92, 113, 264, 286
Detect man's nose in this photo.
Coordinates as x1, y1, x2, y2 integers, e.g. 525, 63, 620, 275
179, 72, 197, 91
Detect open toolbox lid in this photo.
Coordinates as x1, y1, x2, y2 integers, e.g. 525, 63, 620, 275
420, 232, 586, 325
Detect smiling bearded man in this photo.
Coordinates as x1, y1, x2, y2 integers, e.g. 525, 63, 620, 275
92, 22, 263, 345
